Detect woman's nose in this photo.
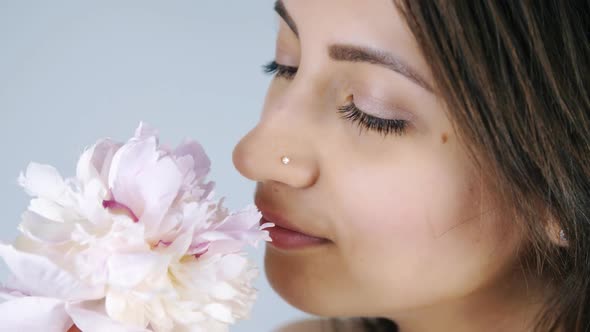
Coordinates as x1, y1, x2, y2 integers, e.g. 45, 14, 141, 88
232, 120, 320, 189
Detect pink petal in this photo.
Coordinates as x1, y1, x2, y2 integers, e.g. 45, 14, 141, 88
134, 156, 183, 234
187, 242, 210, 256
199, 240, 242, 257
102, 198, 140, 222
76, 138, 122, 185
197, 180, 215, 201
0, 296, 72, 332
174, 140, 211, 181
134, 121, 159, 142
214, 205, 261, 233
191, 206, 268, 255
108, 137, 159, 216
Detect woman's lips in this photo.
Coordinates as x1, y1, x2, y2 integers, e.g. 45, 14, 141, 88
259, 216, 331, 250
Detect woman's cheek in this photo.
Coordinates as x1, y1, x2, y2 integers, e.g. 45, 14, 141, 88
331, 166, 447, 308
334, 161, 434, 260
334, 157, 484, 269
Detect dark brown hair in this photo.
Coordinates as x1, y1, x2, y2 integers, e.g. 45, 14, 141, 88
360, 1, 590, 331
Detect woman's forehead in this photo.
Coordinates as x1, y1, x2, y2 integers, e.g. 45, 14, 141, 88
277, 0, 433, 88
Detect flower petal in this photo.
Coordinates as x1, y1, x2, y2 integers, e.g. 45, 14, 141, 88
107, 252, 170, 289
144, 299, 174, 332
18, 210, 75, 244
0, 296, 71, 332
215, 205, 262, 234
134, 156, 183, 235
27, 198, 71, 222
105, 289, 151, 328
174, 140, 210, 182
209, 281, 239, 301
202, 303, 234, 324
18, 163, 66, 200
108, 137, 159, 214
0, 243, 104, 300
66, 300, 150, 332
134, 121, 159, 141
76, 138, 122, 185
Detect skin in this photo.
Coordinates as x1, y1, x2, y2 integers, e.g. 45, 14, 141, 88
232, 1, 551, 332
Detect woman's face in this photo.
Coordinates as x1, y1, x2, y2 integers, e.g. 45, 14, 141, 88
233, 0, 524, 319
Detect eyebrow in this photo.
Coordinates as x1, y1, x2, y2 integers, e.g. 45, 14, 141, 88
274, 0, 299, 37
329, 45, 434, 92
274, 0, 433, 93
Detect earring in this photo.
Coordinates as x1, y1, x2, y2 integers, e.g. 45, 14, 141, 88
559, 229, 567, 242
281, 156, 291, 165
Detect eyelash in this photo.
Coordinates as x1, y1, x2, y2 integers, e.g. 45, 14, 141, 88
263, 60, 298, 79
262, 60, 409, 137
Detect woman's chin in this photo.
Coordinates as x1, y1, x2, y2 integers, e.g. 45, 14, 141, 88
263, 244, 350, 317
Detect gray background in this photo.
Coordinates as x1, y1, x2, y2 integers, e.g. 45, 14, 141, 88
0, 1, 310, 331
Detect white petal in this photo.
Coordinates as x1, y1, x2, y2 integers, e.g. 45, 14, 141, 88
218, 254, 248, 280
164, 300, 207, 326
144, 299, 174, 332
200, 230, 236, 241
104, 290, 149, 327
76, 139, 121, 185
0, 243, 104, 300
104, 217, 149, 251
201, 240, 242, 257
66, 300, 150, 332
18, 210, 75, 244
177, 320, 230, 332
160, 223, 197, 260
27, 197, 69, 222
202, 303, 234, 324
75, 143, 96, 182
78, 178, 111, 226
209, 282, 239, 301
18, 163, 66, 199
0, 284, 29, 300
107, 252, 170, 288
0, 296, 71, 332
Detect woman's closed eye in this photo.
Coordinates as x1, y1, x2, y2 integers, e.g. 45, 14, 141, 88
337, 101, 409, 137
262, 60, 409, 137
263, 60, 298, 80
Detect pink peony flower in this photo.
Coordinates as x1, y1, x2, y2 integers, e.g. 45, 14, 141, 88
0, 122, 274, 332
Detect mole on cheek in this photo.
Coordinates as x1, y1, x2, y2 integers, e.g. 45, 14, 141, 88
441, 133, 449, 144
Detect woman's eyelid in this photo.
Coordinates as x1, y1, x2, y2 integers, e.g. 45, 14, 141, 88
275, 34, 300, 66
274, 58, 299, 70
352, 93, 415, 122
275, 48, 300, 68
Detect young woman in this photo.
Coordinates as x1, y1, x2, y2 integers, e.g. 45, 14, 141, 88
232, 1, 590, 331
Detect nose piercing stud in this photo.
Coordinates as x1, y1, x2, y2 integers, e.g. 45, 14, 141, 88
281, 156, 291, 165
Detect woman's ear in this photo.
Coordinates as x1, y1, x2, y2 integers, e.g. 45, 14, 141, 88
544, 218, 568, 247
